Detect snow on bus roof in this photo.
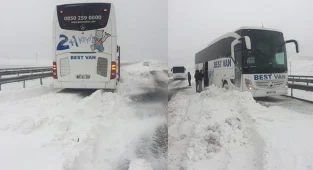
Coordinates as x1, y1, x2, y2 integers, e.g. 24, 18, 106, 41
206, 32, 240, 47
55, 1, 113, 6
205, 26, 282, 47
235, 26, 282, 33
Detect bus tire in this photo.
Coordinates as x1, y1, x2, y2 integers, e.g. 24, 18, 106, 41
223, 81, 229, 90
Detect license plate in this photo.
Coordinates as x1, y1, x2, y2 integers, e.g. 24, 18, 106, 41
76, 74, 90, 79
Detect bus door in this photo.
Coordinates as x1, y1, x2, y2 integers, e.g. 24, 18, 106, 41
234, 43, 242, 88
204, 62, 209, 87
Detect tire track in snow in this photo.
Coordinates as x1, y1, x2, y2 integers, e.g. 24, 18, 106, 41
168, 84, 204, 170
256, 95, 313, 115
168, 79, 191, 101
68, 68, 168, 170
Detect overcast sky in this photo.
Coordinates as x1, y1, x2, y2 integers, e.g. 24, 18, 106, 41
1, 0, 312, 66
169, 0, 313, 67
0, 0, 167, 63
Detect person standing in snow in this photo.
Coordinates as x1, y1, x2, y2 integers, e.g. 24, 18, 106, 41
187, 72, 191, 86
194, 70, 200, 92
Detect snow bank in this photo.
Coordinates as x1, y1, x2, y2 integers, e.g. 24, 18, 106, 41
0, 60, 168, 170
117, 62, 156, 97
170, 85, 313, 170
179, 86, 259, 170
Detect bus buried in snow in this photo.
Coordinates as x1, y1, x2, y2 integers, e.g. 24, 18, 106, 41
52, 2, 120, 90
171, 66, 186, 80
195, 26, 299, 97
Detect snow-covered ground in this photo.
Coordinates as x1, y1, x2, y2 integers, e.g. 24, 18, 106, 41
0, 60, 168, 170
169, 84, 313, 170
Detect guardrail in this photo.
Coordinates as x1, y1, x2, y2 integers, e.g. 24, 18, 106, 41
288, 75, 313, 97
0, 66, 52, 71
0, 67, 52, 77
0, 67, 52, 91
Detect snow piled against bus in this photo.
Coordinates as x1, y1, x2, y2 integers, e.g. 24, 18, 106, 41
0, 59, 167, 170
169, 85, 313, 170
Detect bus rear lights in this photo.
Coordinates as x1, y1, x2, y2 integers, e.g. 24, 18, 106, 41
60, 10, 63, 13
53, 62, 58, 79
111, 61, 116, 79
104, 9, 107, 12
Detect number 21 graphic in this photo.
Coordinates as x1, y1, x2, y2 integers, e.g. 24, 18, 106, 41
56, 34, 78, 50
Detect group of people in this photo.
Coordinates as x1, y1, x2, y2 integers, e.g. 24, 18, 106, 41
187, 70, 204, 93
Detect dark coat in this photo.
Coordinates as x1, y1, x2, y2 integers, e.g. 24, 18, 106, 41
194, 71, 200, 81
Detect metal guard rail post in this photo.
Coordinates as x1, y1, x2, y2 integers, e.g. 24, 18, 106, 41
288, 75, 313, 97
0, 72, 52, 91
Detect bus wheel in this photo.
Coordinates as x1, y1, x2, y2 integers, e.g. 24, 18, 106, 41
223, 81, 229, 90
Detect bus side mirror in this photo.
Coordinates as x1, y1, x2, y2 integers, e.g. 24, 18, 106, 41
243, 36, 251, 50
285, 39, 299, 53
117, 45, 120, 52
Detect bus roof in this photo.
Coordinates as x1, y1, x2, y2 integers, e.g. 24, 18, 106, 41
205, 26, 282, 48
55, 1, 113, 6
206, 32, 241, 47
235, 26, 282, 33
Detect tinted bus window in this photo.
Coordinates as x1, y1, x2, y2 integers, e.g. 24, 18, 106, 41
57, 3, 111, 31
172, 67, 185, 73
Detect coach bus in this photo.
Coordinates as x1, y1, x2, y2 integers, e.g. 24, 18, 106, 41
171, 66, 186, 80
195, 26, 299, 97
52, 2, 120, 90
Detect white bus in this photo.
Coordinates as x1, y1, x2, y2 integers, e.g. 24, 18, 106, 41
171, 66, 186, 80
195, 26, 299, 97
52, 2, 120, 90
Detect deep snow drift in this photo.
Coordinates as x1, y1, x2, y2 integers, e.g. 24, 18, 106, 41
0, 60, 168, 170
169, 84, 313, 170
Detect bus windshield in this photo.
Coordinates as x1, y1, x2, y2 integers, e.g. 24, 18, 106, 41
172, 67, 185, 73
242, 29, 287, 74
57, 3, 111, 31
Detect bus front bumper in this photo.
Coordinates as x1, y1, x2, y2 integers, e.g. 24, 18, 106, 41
251, 87, 288, 97
53, 80, 117, 90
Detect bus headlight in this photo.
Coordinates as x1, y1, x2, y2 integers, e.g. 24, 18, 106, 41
245, 78, 253, 90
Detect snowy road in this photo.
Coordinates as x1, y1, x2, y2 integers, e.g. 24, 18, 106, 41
0, 61, 168, 170
168, 79, 191, 101
256, 95, 313, 115
168, 81, 313, 170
